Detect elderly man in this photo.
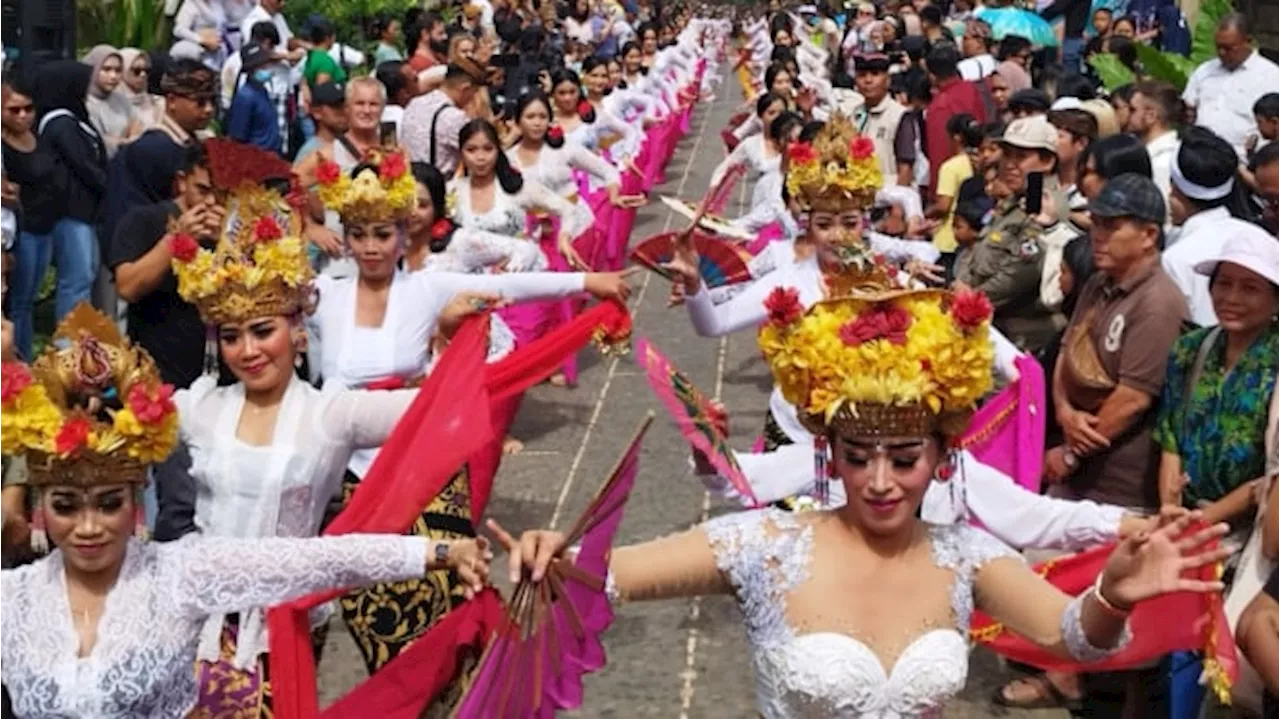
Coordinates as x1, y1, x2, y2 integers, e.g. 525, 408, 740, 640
1183, 13, 1280, 159
1046, 173, 1188, 512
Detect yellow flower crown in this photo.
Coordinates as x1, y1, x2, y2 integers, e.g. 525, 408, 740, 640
315, 149, 417, 224
757, 287, 996, 439
785, 113, 883, 213
171, 140, 315, 326
1, 304, 179, 486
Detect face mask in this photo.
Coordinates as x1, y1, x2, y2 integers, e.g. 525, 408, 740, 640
252, 68, 273, 84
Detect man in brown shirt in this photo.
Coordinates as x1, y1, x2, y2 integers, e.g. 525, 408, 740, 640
1046, 174, 1189, 510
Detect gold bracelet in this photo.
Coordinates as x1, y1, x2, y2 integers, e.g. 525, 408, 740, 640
1091, 573, 1133, 617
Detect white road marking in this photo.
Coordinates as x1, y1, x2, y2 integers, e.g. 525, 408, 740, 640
547, 99, 717, 530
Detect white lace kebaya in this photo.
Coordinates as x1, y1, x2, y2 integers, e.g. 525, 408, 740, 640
1, 534, 431, 719
602, 508, 1130, 718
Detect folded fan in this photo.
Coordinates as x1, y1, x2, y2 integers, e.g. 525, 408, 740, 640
452, 415, 653, 718
635, 338, 758, 506
629, 230, 753, 288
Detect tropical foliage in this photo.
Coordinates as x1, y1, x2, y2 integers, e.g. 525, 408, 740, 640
1088, 0, 1235, 91
78, 0, 168, 51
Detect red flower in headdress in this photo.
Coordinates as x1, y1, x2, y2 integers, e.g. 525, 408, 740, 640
379, 152, 408, 181
316, 158, 342, 186
253, 216, 284, 242
577, 100, 593, 119
169, 233, 200, 262
54, 417, 92, 456
788, 142, 818, 164
849, 136, 875, 161
951, 289, 993, 331
547, 125, 565, 143
430, 218, 454, 242
127, 383, 176, 425
1, 363, 33, 404
763, 286, 804, 328
840, 303, 912, 346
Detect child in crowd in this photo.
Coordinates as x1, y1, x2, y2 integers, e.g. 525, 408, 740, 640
1250, 92, 1278, 156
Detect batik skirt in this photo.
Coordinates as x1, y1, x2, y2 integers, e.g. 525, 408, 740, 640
337, 466, 474, 707
188, 616, 328, 719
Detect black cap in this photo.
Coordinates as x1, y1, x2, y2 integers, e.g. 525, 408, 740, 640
854, 53, 892, 73
311, 81, 345, 107
1088, 173, 1166, 224
240, 43, 273, 72
1007, 88, 1051, 113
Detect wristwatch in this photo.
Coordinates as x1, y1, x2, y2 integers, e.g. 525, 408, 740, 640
434, 541, 451, 568
1062, 448, 1079, 470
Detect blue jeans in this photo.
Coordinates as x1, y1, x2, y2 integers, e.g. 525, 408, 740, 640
51, 218, 99, 323
1062, 36, 1085, 75
8, 230, 53, 360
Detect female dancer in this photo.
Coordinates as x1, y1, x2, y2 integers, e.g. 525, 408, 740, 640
0, 305, 491, 718
547, 66, 638, 164
309, 150, 631, 673
160, 140, 583, 714
498, 286, 1228, 718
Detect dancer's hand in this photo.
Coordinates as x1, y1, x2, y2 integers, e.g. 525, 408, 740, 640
559, 234, 588, 271
612, 194, 647, 209
439, 291, 505, 337
667, 281, 686, 307
486, 518, 566, 583
304, 223, 344, 258
904, 258, 945, 285
439, 538, 494, 599
584, 269, 636, 303
1097, 510, 1230, 610
1, 318, 13, 361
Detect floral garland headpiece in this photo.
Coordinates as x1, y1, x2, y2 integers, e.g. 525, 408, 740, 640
785, 112, 883, 213
171, 139, 315, 327
2, 303, 179, 487
315, 148, 417, 224
757, 287, 995, 439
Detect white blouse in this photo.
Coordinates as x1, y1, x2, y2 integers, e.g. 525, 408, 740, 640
507, 142, 620, 234
1, 534, 428, 719
449, 175, 592, 245
309, 269, 587, 477
176, 375, 419, 667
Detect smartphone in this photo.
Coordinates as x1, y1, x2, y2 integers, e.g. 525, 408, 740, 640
379, 121, 398, 147
1025, 171, 1044, 216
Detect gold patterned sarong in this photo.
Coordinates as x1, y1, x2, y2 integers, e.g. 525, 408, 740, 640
338, 468, 473, 677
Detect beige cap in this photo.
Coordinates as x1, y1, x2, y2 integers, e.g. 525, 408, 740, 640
1001, 115, 1058, 152
1079, 98, 1120, 138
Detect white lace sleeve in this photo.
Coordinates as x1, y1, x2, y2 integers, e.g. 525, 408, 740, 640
1060, 593, 1133, 662
443, 227, 543, 273
708, 244, 780, 304
705, 509, 812, 644
168, 534, 426, 619
518, 180, 593, 240
567, 144, 621, 187
685, 266, 785, 337
426, 268, 585, 304
710, 138, 751, 190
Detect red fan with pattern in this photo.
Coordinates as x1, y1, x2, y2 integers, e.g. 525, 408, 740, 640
629, 230, 753, 288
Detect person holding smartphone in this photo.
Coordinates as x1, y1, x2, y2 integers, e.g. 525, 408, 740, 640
953, 116, 1063, 354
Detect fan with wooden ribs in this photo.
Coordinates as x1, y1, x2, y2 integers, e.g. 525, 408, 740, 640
452, 415, 653, 718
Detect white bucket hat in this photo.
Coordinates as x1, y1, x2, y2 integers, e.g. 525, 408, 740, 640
1193, 222, 1280, 287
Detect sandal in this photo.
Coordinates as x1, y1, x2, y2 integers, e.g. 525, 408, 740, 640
994, 674, 1084, 712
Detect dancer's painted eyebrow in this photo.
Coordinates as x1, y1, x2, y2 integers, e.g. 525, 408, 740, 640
841, 439, 928, 451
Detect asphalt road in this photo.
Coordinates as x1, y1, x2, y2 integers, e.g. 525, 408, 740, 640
316, 77, 1069, 719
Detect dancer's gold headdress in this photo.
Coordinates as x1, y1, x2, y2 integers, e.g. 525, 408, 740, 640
171, 138, 315, 326
315, 148, 417, 224
785, 112, 883, 213
1, 304, 179, 487
758, 286, 995, 439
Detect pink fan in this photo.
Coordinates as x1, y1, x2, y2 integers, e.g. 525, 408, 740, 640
634, 338, 758, 505
452, 415, 653, 718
